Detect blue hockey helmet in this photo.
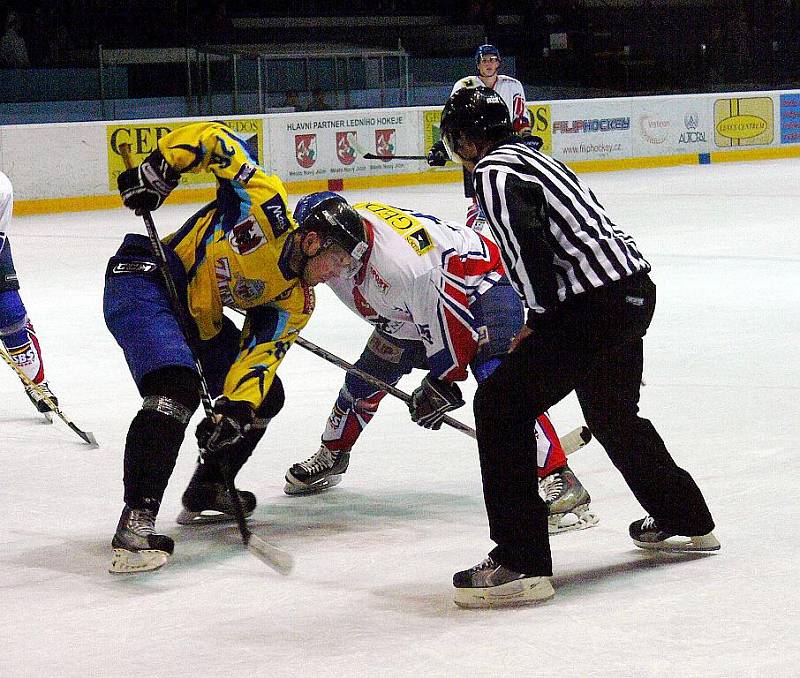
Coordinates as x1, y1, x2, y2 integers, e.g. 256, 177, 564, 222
294, 191, 368, 265
475, 44, 501, 65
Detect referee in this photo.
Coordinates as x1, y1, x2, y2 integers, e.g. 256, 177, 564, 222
439, 87, 719, 609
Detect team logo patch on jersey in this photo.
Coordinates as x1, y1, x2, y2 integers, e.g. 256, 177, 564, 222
232, 274, 266, 303
233, 163, 257, 184
374, 129, 395, 161
407, 228, 433, 255
295, 134, 317, 168
336, 131, 357, 165
260, 195, 291, 239
228, 216, 266, 254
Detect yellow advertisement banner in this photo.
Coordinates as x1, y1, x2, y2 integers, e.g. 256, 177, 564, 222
526, 104, 552, 156
106, 118, 263, 191
714, 97, 773, 147
422, 104, 552, 161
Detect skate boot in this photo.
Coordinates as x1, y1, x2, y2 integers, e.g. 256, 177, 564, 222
453, 555, 555, 609
539, 465, 599, 535
284, 443, 350, 495
176, 465, 257, 525
630, 516, 720, 553
109, 505, 174, 574
24, 381, 58, 415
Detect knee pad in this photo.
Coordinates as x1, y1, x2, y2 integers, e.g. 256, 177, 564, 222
140, 366, 201, 416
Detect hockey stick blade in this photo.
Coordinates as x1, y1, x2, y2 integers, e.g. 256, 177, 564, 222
69, 422, 99, 448
562, 426, 592, 456
0, 344, 98, 446
363, 153, 427, 160
246, 533, 294, 575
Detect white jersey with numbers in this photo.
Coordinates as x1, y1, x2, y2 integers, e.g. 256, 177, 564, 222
326, 201, 505, 382
451, 74, 529, 131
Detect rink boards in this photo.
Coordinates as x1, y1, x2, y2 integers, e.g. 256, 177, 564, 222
1, 88, 798, 214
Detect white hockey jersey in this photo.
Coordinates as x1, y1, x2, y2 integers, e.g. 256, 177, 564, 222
327, 201, 505, 383
0, 171, 13, 254
451, 75, 530, 132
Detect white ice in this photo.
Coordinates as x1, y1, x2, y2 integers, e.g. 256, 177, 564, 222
1, 160, 798, 678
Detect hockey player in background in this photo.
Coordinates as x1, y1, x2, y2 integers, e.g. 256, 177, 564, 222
427, 44, 533, 231
438, 86, 719, 607
105, 122, 368, 573
0, 171, 58, 415
283, 192, 597, 536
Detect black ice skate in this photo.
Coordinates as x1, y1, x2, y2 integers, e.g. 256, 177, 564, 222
177, 469, 257, 525
453, 556, 555, 609
629, 516, 721, 552
109, 505, 174, 574
24, 380, 58, 420
284, 444, 350, 495
539, 465, 599, 535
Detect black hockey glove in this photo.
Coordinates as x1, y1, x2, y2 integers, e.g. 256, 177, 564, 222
196, 398, 255, 460
117, 149, 180, 214
427, 139, 449, 167
409, 374, 464, 430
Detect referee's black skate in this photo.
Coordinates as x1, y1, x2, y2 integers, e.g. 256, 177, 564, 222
284, 443, 350, 495
453, 555, 555, 609
629, 516, 720, 552
110, 505, 174, 574
177, 466, 257, 525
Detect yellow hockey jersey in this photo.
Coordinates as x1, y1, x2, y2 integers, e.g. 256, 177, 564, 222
158, 122, 313, 407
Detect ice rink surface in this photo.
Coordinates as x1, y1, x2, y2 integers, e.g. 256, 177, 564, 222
1, 159, 798, 677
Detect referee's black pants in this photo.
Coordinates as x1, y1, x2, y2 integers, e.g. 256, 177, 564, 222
473, 272, 715, 575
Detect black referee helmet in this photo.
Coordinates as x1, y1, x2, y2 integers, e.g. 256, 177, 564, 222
439, 86, 514, 161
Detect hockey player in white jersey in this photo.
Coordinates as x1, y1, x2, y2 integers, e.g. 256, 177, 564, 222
284, 192, 597, 534
427, 44, 534, 230
0, 171, 58, 416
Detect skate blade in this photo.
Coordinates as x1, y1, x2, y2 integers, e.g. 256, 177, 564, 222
41, 411, 54, 424
454, 577, 555, 609
109, 547, 169, 574
283, 473, 343, 496
175, 508, 253, 526
549, 505, 600, 535
633, 532, 721, 553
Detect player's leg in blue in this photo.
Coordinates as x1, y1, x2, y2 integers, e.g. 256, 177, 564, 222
104, 234, 199, 572
0, 242, 57, 413
284, 329, 427, 495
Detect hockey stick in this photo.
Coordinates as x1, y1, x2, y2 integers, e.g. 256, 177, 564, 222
268, 326, 592, 456
119, 145, 293, 576
295, 335, 592, 454
0, 343, 99, 447
363, 153, 427, 161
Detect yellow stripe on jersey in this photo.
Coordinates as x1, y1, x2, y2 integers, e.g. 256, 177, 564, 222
354, 201, 434, 256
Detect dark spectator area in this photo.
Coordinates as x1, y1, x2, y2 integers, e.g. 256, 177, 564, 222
0, 1, 798, 123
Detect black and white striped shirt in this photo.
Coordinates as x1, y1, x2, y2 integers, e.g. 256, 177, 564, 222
473, 140, 650, 314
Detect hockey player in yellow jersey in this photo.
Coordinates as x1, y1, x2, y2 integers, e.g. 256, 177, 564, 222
104, 121, 368, 573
